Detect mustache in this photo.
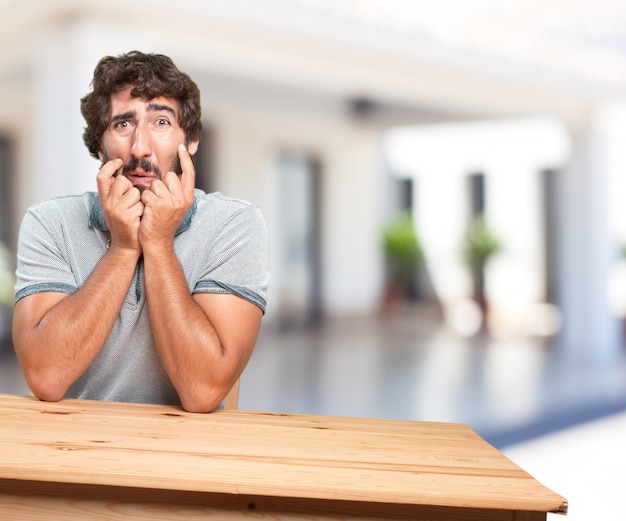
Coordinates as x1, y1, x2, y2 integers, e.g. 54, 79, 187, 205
101, 151, 184, 178
122, 157, 160, 176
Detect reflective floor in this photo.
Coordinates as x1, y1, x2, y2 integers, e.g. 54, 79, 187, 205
238, 306, 626, 447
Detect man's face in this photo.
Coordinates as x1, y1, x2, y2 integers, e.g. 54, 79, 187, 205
99, 86, 198, 191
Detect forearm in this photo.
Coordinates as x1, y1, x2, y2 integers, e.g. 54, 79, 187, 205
13, 247, 140, 401
138, 154, 264, 411
143, 248, 232, 412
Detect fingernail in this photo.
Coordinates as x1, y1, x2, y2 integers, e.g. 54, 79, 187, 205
179, 144, 187, 152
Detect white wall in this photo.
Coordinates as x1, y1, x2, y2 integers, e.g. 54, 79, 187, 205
385, 118, 572, 336
207, 106, 386, 319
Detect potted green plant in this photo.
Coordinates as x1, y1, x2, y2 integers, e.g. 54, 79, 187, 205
382, 212, 424, 307
463, 215, 501, 316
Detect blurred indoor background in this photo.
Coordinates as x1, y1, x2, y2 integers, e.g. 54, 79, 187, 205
1, 1, 626, 518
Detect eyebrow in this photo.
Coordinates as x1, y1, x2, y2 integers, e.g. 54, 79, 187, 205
110, 104, 177, 124
147, 103, 176, 116
110, 111, 135, 124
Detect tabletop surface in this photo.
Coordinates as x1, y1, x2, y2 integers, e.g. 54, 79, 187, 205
0, 394, 567, 514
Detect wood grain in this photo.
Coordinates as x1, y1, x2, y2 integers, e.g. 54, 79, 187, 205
0, 394, 567, 520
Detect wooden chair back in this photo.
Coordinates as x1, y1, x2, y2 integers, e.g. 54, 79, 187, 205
223, 378, 240, 410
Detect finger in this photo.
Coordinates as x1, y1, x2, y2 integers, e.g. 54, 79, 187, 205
128, 199, 145, 219
113, 197, 144, 222
178, 143, 196, 196
161, 171, 180, 194
147, 178, 170, 199
118, 184, 142, 208
141, 188, 157, 206
109, 173, 135, 201
96, 158, 123, 199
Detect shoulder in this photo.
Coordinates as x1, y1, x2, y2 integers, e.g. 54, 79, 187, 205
195, 190, 265, 225
26, 192, 96, 218
196, 190, 256, 210
20, 193, 97, 239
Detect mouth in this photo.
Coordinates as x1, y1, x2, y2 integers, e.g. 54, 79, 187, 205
123, 171, 158, 188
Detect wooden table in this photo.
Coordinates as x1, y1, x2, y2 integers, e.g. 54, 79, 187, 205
0, 393, 567, 520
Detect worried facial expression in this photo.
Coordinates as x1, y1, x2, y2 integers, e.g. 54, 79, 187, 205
99, 87, 198, 191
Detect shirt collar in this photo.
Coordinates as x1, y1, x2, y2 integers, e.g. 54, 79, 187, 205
89, 193, 198, 236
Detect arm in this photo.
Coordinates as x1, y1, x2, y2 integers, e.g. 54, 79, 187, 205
13, 247, 140, 401
143, 251, 262, 412
139, 144, 264, 412
12, 159, 144, 401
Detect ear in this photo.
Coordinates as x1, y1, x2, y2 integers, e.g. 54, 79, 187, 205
187, 139, 199, 156
97, 150, 104, 162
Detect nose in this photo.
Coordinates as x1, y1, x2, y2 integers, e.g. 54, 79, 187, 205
131, 123, 152, 159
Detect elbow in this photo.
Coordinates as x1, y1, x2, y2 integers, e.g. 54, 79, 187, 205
181, 403, 215, 414
34, 392, 64, 403
180, 396, 221, 413
178, 387, 224, 413
14, 338, 69, 402
29, 381, 66, 403
29, 383, 66, 403
22, 366, 68, 403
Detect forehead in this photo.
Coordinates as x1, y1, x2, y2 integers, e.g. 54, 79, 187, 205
109, 87, 179, 116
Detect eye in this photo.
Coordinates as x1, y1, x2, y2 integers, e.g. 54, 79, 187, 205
155, 118, 170, 126
113, 121, 131, 129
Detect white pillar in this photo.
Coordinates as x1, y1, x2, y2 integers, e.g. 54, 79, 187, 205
556, 113, 622, 361
30, 27, 93, 205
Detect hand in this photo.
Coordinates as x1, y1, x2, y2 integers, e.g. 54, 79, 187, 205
96, 158, 144, 253
139, 144, 195, 252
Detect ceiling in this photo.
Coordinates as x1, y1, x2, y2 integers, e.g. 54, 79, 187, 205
292, 0, 626, 89
1, 0, 626, 126
3, 0, 626, 86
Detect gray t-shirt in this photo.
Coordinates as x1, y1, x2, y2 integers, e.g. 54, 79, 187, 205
14, 189, 269, 406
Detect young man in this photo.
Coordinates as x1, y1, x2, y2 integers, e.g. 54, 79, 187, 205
12, 51, 269, 412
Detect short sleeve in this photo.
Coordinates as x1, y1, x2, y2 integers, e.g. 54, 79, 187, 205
193, 204, 270, 312
14, 207, 78, 302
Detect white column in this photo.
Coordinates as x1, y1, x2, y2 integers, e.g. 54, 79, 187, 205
556, 113, 622, 361
30, 27, 92, 205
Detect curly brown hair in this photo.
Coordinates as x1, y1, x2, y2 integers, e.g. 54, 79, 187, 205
80, 51, 202, 159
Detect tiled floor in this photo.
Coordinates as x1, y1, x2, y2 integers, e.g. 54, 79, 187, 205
2, 305, 625, 519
